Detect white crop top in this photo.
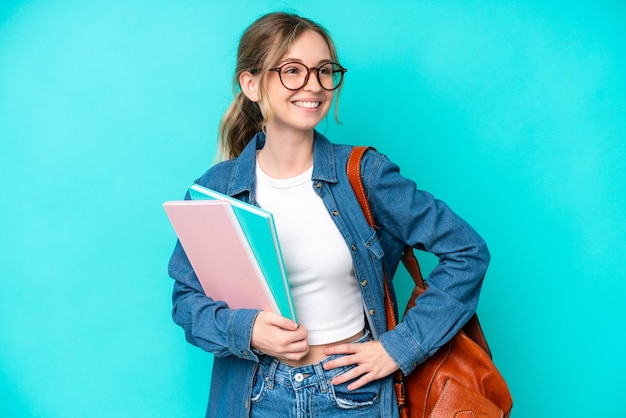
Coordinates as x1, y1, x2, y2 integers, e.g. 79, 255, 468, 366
255, 162, 365, 345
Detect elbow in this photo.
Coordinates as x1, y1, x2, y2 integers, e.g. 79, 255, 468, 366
470, 238, 490, 310
477, 237, 490, 273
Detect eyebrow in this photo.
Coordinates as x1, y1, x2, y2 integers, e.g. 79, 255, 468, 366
278, 58, 333, 66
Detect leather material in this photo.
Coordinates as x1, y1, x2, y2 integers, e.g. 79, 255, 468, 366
429, 378, 503, 418
347, 146, 513, 418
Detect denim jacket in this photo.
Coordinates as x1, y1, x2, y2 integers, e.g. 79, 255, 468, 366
168, 131, 490, 417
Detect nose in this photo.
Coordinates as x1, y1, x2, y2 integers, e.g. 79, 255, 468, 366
302, 68, 323, 91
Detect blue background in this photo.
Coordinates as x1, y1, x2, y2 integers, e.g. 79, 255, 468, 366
1, 1, 624, 417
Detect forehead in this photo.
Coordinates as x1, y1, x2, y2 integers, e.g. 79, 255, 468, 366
281, 30, 332, 63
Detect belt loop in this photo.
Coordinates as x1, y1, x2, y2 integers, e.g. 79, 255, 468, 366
313, 362, 328, 393
265, 358, 279, 390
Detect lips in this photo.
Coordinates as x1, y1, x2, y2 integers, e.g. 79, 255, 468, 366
292, 100, 321, 109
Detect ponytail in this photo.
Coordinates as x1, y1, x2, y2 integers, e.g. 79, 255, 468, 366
217, 91, 264, 161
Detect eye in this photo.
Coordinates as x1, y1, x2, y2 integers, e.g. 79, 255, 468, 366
281, 63, 305, 75
318, 64, 333, 76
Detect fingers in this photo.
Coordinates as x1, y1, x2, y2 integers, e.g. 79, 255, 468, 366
251, 311, 309, 360
322, 341, 400, 391
323, 342, 354, 356
259, 311, 300, 330
338, 370, 374, 391
323, 343, 359, 370
280, 341, 310, 361
324, 355, 376, 391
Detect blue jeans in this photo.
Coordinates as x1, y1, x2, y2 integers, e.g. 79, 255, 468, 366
250, 331, 384, 417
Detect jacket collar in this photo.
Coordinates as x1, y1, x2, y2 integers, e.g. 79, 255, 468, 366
227, 130, 338, 196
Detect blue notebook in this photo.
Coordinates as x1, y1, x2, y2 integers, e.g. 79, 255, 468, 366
189, 183, 297, 322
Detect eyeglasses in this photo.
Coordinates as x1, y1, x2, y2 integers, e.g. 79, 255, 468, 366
269, 62, 347, 91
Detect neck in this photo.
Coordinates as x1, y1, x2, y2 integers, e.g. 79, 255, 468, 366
258, 128, 315, 179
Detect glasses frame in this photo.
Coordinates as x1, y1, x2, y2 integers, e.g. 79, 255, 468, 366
269, 61, 347, 91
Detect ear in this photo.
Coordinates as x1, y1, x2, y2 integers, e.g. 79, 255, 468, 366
239, 71, 260, 102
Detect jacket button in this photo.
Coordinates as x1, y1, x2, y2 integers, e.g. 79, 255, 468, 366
369, 309, 375, 315
315, 182, 321, 188
361, 279, 368, 286
351, 244, 357, 251
332, 210, 339, 216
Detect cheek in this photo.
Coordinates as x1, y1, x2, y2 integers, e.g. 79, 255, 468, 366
323, 93, 335, 111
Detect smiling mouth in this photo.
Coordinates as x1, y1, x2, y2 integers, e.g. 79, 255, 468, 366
293, 101, 321, 109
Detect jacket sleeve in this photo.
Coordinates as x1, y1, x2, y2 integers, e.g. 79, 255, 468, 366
364, 152, 490, 375
168, 238, 261, 362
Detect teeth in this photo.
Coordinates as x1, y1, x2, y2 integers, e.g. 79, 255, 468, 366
294, 101, 320, 109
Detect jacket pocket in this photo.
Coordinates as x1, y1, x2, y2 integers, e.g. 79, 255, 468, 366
364, 229, 385, 260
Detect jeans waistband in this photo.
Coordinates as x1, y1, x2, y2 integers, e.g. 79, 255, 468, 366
257, 330, 370, 391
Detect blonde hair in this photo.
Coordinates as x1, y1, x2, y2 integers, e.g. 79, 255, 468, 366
217, 12, 343, 161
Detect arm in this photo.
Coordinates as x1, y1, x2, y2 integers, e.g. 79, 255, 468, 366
366, 152, 490, 375
324, 150, 489, 388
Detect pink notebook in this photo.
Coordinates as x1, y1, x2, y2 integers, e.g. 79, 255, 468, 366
163, 200, 278, 313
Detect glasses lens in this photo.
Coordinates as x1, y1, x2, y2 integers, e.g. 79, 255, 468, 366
279, 63, 308, 90
277, 62, 345, 90
318, 63, 344, 90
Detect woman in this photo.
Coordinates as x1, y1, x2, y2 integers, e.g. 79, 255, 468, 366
168, 12, 489, 417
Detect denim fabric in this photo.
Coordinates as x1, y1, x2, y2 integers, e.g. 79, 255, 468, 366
168, 131, 490, 418
250, 332, 383, 417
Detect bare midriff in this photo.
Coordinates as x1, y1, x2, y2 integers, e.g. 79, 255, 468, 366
281, 329, 365, 367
